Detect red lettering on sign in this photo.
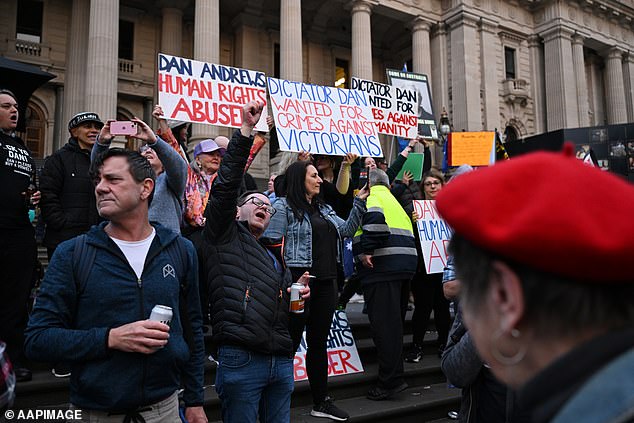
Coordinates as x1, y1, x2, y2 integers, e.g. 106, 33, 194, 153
294, 354, 307, 380
426, 240, 446, 273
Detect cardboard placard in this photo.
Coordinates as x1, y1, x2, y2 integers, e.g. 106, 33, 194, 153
294, 310, 364, 381
268, 77, 383, 157
448, 132, 496, 166
413, 200, 453, 274
385, 69, 437, 139
351, 77, 418, 139
157, 53, 268, 131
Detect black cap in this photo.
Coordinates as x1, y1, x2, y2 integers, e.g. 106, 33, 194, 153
68, 112, 104, 131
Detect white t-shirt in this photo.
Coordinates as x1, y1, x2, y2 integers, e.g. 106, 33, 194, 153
110, 228, 156, 279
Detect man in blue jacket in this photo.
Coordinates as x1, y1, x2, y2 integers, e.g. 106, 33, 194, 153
25, 132, 207, 422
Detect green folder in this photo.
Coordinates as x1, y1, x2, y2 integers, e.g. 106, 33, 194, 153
395, 153, 424, 181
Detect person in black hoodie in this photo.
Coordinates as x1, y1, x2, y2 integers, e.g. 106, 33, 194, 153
40, 112, 103, 260
0, 89, 39, 382
39, 112, 103, 378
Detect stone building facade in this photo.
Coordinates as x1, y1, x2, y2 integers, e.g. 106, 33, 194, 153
2, 0, 633, 178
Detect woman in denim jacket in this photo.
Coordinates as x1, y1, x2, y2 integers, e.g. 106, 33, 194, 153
263, 160, 368, 422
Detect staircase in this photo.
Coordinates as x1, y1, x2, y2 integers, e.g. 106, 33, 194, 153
14, 301, 460, 422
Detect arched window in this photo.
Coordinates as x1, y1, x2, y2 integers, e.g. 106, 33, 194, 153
18, 103, 46, 159
504, 125, 518, 143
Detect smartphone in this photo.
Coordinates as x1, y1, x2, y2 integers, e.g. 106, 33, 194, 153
110, 121, 137, 136
358, 166, 370, 189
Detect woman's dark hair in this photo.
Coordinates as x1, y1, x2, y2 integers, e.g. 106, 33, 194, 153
274, 173, 287, 197
285, 160, 321, 220
449, 233, 634, 339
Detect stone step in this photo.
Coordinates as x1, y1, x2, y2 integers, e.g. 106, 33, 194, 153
207, 382, 460, 423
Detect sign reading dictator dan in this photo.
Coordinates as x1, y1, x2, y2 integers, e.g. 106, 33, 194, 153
268, 77, 383, 157
351, 77, 418, 139
413, 200, 453, 274
294, 310, 364, 381
157, 53, 268, 131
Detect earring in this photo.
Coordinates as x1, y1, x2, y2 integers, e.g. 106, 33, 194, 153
491, 328, 526, 366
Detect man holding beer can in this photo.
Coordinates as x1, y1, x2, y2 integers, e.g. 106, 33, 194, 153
25, 135, 207, 422
202, 100, 310, 423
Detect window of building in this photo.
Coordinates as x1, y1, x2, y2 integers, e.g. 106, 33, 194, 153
118, 20, 134, 60
504, 47, 516, 80
335, 59, 349, 88
274, 43, 280, 79
16, 0, 43, 43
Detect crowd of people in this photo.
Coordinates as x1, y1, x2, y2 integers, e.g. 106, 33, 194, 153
1, 94, 633, 423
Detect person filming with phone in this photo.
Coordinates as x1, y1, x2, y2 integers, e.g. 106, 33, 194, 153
91, 118, 187, 234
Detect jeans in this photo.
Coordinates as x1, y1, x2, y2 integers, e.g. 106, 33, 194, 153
215, 345, 294, 423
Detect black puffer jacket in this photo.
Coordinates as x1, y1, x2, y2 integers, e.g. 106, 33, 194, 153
39, 139, 100, 249
202, 130, 294, 357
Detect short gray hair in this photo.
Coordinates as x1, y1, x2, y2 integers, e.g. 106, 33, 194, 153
369, 168, 389, 187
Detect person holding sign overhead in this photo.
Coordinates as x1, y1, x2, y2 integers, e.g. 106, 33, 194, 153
263, 160, 369, 422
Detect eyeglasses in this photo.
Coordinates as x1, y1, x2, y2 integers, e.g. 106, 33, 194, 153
239, 196, 276, 216
424, 181, 442, 187
139, 145, 153, 154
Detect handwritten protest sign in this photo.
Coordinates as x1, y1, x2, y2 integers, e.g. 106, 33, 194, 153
351, 77, 418, 139
268, 77, 383, 157
158, 53, 268, 131
413, 200, 453, 274
294, 310, 364, 381
448, 131, 496, 166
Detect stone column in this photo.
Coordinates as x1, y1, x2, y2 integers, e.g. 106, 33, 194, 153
54, 85, 64, 152
480, 18, 499, 131
161, 7, 183, 56
411, 17, 432, 78
624, 53, 634, 122
430, 23, 449, 126
280, 0, 303, 81
447, 11, 481, 131
604, 47, 627, 124
572, 34, 589, 127
351, 0, 373, 80
527, 35, 545, 133
541, 26, 578, 131
63, 0, 89, 126
85, 0, 118, 120
191, 0, 219, 141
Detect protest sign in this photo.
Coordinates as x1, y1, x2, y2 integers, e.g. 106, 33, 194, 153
386, 69, 437, 139
413, 200, 453, 274
157, 53, 268, 131
351, 77, 418, 139
294, 310, 364, 381
395, 152, 425, 181
267, 77, 383, 157
448, 131, 496, 166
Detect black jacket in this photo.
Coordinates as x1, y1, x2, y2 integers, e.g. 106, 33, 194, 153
202, 130, 294, 357
39, 138, 100, 249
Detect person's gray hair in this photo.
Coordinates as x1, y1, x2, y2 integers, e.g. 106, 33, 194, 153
369, 168, 389, 187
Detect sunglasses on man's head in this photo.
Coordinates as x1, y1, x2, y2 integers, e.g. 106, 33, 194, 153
239, 196, 276, 216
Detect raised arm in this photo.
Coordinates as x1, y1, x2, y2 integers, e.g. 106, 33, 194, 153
203, 101, 263, 241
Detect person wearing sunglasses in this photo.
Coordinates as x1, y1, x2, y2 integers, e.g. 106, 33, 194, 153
203, 101, 311, 423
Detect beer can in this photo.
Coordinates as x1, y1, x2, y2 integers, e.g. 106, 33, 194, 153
149, 305, 173, 326
289, 283, 304, 313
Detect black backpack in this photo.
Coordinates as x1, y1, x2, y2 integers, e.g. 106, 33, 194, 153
72, 234, 195, 352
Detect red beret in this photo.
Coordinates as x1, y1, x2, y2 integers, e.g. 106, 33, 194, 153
436, 150, 634, 283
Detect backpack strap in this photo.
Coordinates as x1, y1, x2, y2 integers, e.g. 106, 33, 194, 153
165, 238, 195, 353
73, 234, 96, 296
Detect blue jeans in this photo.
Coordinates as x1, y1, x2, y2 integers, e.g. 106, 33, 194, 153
215, 345, 294, 423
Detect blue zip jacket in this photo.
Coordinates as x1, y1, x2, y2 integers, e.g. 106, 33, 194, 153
263, 196, 366, 268
25, 222, 204, 411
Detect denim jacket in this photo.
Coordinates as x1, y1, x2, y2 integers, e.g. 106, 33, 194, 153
263, 196, 366, 268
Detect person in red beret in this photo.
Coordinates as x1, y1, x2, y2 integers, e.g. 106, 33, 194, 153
435, 146, 634, 423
